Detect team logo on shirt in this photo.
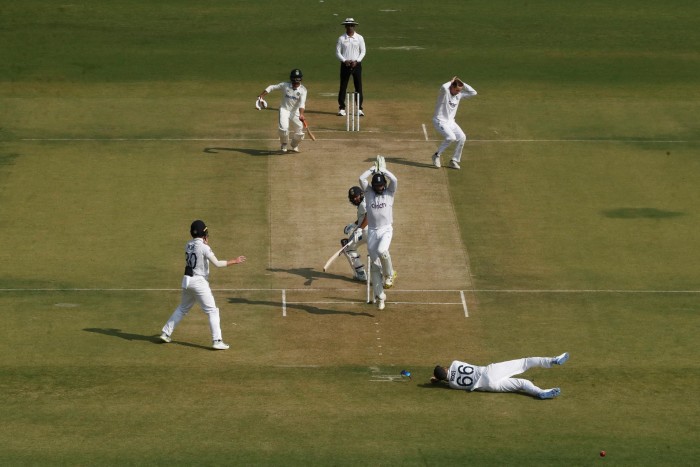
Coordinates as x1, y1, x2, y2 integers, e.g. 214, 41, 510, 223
371, 202, 387, 209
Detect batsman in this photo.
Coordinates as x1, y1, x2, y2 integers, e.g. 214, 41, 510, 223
358, 155, 397, 310
342, 186, 369, 281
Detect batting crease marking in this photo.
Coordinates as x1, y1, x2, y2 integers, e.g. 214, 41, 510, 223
2, 288, 699, 293
17, 137, 695, 143
460, 290, 469, 317
282, 289, 287, 317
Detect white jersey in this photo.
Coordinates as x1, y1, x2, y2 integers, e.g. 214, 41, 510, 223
447, 360, 485, 391
359, 169, 397, 229
336, 32, 366, 62
183, 238, 227, 280
265, 82, 307, 114
433, 81, 477, 123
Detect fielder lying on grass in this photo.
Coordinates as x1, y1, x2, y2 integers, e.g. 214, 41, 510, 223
431, 352, 570, 399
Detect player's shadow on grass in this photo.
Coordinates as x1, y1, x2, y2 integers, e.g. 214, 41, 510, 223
363, 156, 433, 169
203, 147, 278, 156
226, 297, 374, 317
304, 109, 340, 116
267, 267, 358, 286
417, 382, 451, 390
263, 107, 337, 117
83, 328, 211, 350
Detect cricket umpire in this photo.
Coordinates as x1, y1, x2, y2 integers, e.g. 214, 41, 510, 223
336, 17, 366, 116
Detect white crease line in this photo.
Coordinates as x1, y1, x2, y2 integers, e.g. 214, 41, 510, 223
286, 301, 463, 306
16, 137, 695, 143
282, 289, 287, 317
460, 290, 469, 317
2, 288, 699, 293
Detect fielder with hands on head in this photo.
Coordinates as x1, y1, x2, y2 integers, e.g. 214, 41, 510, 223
336, 17, 366, 116
257, 68, 307, 153
432, 76, 477, 170
342, 186, 369, 281
431, 352, 570, 399
359, 155, 397, 310
160, 220, 246, 350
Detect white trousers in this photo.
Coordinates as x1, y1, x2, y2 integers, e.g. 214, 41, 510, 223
474, 357, 554, 396
367, 225, 393, 265
278, 108, 304, 144
162, 275, 223, 342
368, 225, 393, 297
433, 118, 467, 162
344, 231, 367, 277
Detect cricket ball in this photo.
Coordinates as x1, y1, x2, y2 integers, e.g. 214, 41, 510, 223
600, 450, 606, 457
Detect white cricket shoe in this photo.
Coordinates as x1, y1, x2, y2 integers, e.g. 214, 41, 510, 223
290, 146, 300, 153
358, 109, 365, 116
538, 388, 561, 399
384, 271, 397, 289
376, 293, 386, 310
553, 352, 570, 365
449, 160, 461, 170
432, 153, 441, 168
337, 109, 346, 116
159, 333, 171, 343
281, 144, 288, 153
212, 340, 230, 350
356, 270, 367, 282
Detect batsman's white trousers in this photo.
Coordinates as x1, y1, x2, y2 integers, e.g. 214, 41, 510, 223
162, 275, 223, 342
278, 108, 304, 141
474, 357, 554, 396
433, 117, 467, 163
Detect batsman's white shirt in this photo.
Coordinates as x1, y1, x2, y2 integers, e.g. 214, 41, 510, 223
265, 82, 307, 115
433, 81, 477, 123
359, 169, 397, 228
356, 198, 368, 230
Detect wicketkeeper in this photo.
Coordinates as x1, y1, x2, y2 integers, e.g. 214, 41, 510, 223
359, 155, 397, 310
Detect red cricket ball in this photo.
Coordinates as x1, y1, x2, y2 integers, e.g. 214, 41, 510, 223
600, 450, 606, 457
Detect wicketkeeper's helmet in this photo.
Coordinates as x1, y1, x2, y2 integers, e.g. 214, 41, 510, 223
371, 173, 387, 194
348, 186, 364, 206
190, 220, 209, 238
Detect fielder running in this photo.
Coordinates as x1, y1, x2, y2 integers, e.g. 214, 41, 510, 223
160, 220, 246, 350
257, 68, 308, 153
343, 186, 368, 281
431, 352, 570, 399
431, 76, 477, 170
359, 155, 397, 310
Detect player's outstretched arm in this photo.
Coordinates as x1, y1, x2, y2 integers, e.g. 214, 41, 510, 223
226, 256, 246, 266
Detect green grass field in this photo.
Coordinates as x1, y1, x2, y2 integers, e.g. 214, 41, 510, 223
1, 1, 699, 465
